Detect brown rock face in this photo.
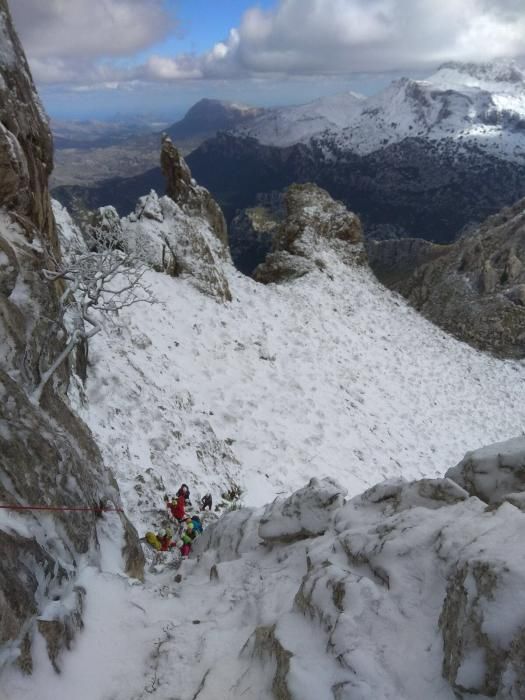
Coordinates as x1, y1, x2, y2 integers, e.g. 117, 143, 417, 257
0, 0, 143, 674
369, 197, 525, 358
254, 183, 365, 283
0, 0, 55, 245
161, 135, 229, 252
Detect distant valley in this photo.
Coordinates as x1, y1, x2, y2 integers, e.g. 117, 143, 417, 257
53, 60, 525, 272
51, 99, 265, 188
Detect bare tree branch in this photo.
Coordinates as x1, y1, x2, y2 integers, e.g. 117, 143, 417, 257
32, 241, 156, 405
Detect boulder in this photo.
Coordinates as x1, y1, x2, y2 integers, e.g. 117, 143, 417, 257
259, 477, 347, 544
254, 183, 365, 284
446, 436, 525, 504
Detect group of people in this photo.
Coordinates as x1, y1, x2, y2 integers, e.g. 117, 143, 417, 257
145, 483, 213, 560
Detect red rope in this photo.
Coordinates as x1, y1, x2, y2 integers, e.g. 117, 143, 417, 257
0, 504, 123, 513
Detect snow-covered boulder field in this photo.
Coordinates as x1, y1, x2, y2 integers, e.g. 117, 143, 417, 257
184, 455, 525, 699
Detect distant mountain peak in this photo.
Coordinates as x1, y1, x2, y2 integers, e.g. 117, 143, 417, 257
434, 59, 525, 85
166, 98, 265, 142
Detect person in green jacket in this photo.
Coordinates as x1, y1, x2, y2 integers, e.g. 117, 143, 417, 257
180, 521, 196, 557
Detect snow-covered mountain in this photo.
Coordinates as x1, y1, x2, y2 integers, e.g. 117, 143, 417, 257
77, 208, 525, 515
235, 91, 365, 148
236, 60, 525, 163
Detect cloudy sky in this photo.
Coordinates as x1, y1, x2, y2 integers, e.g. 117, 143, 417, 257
10, 0, 525, 120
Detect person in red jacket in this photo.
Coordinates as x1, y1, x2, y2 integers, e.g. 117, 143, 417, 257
168, 494, 186, 522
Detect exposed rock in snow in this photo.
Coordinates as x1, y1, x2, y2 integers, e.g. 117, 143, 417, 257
160, 135, 228, 249
186, 450, 525, 699
446, 436, 525, 505
79, 141, 234, 302
259, 477, 346, 544
254, 183, 364, 283
371, 196, 525, 358
122, 190, 233, 301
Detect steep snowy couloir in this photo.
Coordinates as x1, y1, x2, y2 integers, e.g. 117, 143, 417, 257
51, 153, 525, 535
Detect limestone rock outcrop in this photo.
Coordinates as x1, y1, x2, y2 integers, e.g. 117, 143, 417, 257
258, 477, 346, 544
369, 198, 525, 358
122, 189, 232, 301
0, 0, 142, 675
446, 436, 525, 505
253, 183, 365, 284
81, 139, 233, 302
161, 135, 228, 249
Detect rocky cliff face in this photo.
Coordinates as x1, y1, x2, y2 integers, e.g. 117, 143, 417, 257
370, 198, 525, 358
0, 0, 142, 675
366, 237, 449, 287
160, 135, 228, 249
253, 183, 365, 283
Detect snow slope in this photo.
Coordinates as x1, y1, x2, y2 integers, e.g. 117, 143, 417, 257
236, 60, 525, 162
69, 240, 525, 536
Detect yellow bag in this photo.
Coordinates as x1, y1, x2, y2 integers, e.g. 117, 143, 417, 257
145, 531, 161, 550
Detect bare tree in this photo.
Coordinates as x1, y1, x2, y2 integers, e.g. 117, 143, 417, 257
32, 242, 155, 405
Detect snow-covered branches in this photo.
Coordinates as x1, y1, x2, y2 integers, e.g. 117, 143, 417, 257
33, 242, 155, 404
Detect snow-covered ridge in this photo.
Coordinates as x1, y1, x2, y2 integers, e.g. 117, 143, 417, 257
235, 91, 365, 147
435, 60, 525, 86
234, 60, 525, 162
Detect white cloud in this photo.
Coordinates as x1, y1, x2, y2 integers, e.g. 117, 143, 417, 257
11, 0, 525, 87
10, 0, 173, 83
142, 55, 202, 81
193, 0, 525, 77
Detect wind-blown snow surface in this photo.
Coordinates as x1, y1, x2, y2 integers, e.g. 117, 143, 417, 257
4, 229, 525, 698
20, 202, 525, 513
75, 253, 525, 526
